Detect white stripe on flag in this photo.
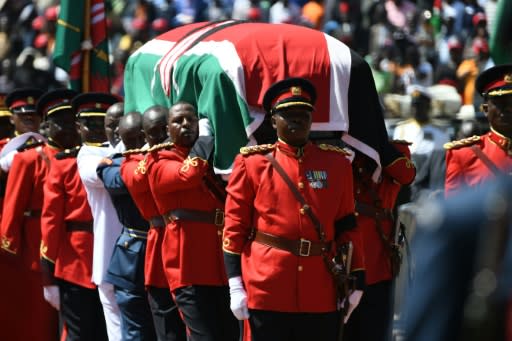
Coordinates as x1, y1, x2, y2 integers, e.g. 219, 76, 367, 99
311, 33, 351, 132
158, 20, 236, 95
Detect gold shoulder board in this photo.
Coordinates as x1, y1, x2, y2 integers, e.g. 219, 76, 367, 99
318, 143, 350, 155
240, 144, 276, 156
443, 135, 481, 150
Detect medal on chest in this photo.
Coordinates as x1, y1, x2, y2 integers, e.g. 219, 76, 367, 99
305, 170, 328, 189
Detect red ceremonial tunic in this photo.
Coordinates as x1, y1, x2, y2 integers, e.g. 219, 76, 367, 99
40, 151, 95, 289
0, 136, 10, 216
121, 152, 168, 288
1, 144, 58, 271
148, 145, 227, 290
223, 141, 363, 313
353, 141, 415, 285
0, 143, 59, 341
445, 129, 512, 197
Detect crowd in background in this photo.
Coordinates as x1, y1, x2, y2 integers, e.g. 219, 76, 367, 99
0, 0, 503, 199
0, 0, 498, 102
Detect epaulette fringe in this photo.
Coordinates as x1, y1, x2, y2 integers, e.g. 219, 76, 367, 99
318, 143, 350, 155
240, 144, 276, 156
443, 135, 481, 150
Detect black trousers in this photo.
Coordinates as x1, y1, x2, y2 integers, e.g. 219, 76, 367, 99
249, 309, 339, 341
147, 286, 187, 341
58, 279, 108, 341
173, 285, 239, 341
115, 286, 157, 341
344, 280, 393, 341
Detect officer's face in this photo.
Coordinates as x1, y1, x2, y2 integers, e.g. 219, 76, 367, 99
104, 112, 122, 147
168, 105, 199, 148
143, 112, 168, 147
78, 116, 107, 144
271, 107, 312, 146
483, 95, 512, 137
10, 112, 41, 134
47, 110, 80, 149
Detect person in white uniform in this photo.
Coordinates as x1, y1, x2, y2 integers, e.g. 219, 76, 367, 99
73, 92, 123, 341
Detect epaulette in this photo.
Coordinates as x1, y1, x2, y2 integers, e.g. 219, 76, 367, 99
240, 144, 275, 156
390, 139, 413, 145
147, 141, 174, 153
56, 146, 81, 160
122, 147, 149, 156
443, 135, 481, 150
318, 143, 350, 155
16, 137, 45, 152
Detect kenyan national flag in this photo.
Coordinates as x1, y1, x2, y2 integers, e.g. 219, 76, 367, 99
124, 21, 388, 176
53, 0, 110, 92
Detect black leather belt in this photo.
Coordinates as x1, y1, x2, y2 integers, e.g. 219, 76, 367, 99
66, 221, 93, 232
149, 216, 165, 228
123, 227, 148, 239
164, 208, 224, 227
355, 201, 393, 220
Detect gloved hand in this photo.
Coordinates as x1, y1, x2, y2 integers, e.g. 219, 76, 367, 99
0, 150, 16, 172
228, 276, 250, 320
340, 290, 363, 323
189, 136, 215, 161
43, 285, 60, 311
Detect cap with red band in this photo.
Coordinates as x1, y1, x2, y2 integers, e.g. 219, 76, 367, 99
72, 92, 122, 119
36, 89, 78, 119
262, 77, 316, 114
475, 64, 512, 98
5, 88, 44, 115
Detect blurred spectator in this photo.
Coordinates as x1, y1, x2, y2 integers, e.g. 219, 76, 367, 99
385, 0, 417, 34
269, 0, 301, 24
302, 0, 324, 29
395, 44, 433, 93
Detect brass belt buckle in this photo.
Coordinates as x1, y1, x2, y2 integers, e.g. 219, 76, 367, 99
214, 209, 225, 227
299, 238, 311, 256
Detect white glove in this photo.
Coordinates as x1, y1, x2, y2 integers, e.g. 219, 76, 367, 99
340, 290, 363, 323
0, 150, 16, 172
228, 276, 250, 320
43, 285, 60, 311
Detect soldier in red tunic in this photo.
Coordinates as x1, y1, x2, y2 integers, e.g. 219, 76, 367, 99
39, 90, 108, 341
120, 105, 186, 341
1, 89, 64, 340
445, 64, 512, 196
344, 140, 416, 341
222, 78, 365, 341
147, 102, 238, 341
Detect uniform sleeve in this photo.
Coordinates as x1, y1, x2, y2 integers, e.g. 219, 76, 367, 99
444, 149, 463, 197
77, 152, 107, 189
0, 153, 34, 255
97, 160, 128, 195
120, 157, 144, 195
383, 143, 416, 185
40, 165, 65, 285
223, 155, 256, 255
152, 156, 209, 193
334, 159, 366, 286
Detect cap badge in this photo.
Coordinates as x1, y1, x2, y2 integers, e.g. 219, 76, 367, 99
95, 103, 101, 108
291, 86, 302, 96
27, 97, 34, 104
504, 74, 512, 84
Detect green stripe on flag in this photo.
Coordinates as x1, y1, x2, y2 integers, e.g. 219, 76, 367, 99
173, 54, 253, 172
490, 0, 512, 64
53, 0, 85, 72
